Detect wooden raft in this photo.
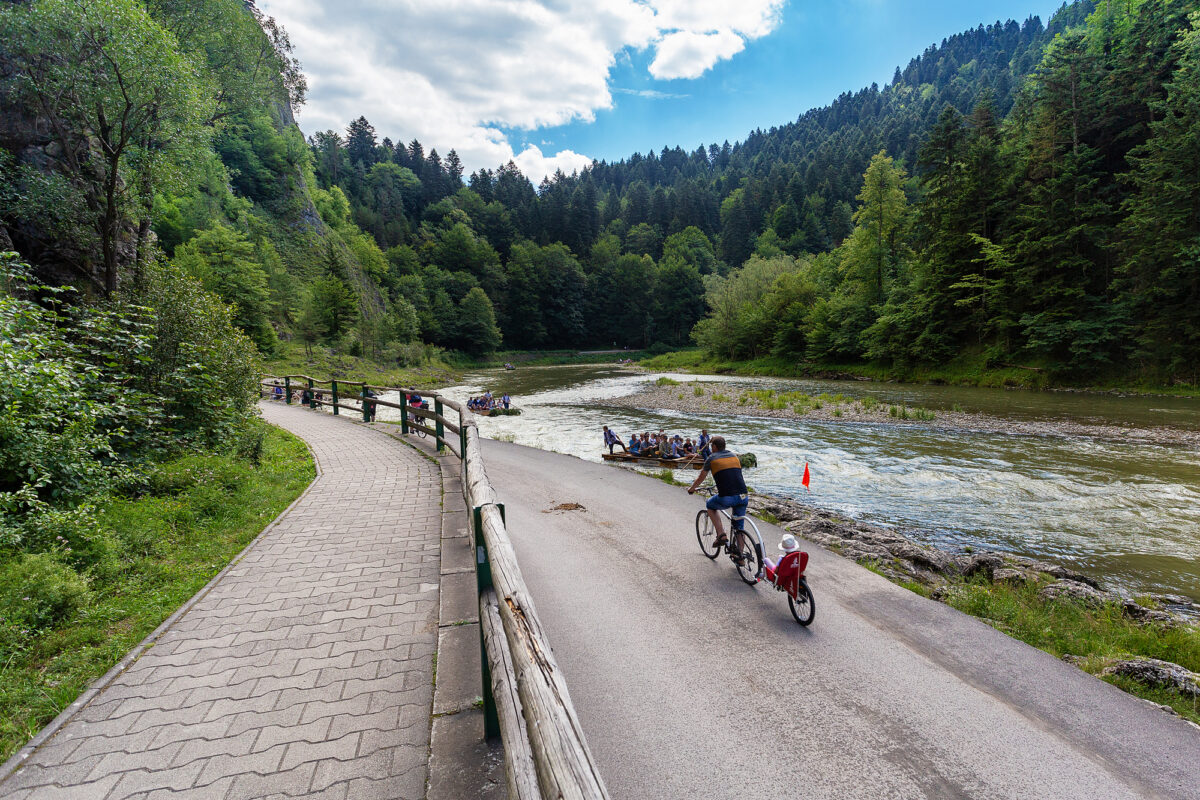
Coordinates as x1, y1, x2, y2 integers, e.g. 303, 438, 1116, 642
601, 452, 704, 470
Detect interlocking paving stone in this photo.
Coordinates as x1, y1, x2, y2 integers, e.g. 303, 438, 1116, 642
0, 402, 441, 800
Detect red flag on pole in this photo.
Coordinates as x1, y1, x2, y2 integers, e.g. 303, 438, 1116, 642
802, 462, 810, 490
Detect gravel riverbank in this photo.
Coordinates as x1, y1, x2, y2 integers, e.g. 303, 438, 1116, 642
605, 381, 1200, 447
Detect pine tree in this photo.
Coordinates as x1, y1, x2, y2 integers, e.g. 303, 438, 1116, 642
1005, 30, 1116, 374
1118, 12, 1200, 382
346, 116, 377, 167
173, 225, 276, 352
445, 150, 464, 185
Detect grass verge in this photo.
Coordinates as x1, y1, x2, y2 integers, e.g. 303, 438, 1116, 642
463, 349, 649, 368
263, 340, 459, 388
0, 424, 314, 762
641, 349, 1200, 396
917, 576, 1200, 723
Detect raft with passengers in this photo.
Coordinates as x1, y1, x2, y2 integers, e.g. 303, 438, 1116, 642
601, 426, 739, 470
468, 391, 520, 416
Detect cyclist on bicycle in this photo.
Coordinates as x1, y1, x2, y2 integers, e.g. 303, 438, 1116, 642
686, 435, 748, 552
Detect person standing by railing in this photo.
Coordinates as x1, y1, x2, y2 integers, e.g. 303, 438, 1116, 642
363, 387, 378, 422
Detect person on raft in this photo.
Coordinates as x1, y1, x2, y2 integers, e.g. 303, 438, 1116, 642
602, 425, 628, 454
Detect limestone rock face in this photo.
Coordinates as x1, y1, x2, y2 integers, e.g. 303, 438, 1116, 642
1038, 579, 1110, 607
1099, 658, 1200, 697
0, 89, 138, 289
963, 553, 1004, 580
992, 568, 1033, 586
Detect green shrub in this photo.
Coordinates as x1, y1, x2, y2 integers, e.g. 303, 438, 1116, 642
2, 500, 110, 571
645, 341, 673, 356
655, 376, 680, 386
0, 553, 90, 631
147, 454, 246, 497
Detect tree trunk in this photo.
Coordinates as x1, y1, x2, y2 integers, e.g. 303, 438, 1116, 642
102, 150, 123, 295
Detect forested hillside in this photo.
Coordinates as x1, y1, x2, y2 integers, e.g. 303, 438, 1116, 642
1, 0, 436, 365
0, 0, 336, 750
308, 0, 1198, 384
303, 3, 1088, 352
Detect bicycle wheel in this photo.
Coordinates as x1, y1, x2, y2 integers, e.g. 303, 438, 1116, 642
413, 422, 427, 438
695, 510, 720, 559
789, 578, 816, 626
733, 530, 762, 585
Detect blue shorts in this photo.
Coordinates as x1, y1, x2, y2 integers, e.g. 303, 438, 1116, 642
706, 494, 748, 529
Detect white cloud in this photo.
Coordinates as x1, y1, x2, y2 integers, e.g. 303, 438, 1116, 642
512, 146, 595, 182
650, 30, 746, 80
257, 0, 786, 181
612, 87, 690, 99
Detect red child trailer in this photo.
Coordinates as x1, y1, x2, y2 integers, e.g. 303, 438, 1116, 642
763, 549, 815, 626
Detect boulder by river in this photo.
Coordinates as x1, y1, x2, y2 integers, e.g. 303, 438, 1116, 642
747, 493, 1200, 627
608, 382, 1200, 448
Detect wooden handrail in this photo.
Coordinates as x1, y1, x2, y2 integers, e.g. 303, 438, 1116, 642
481, 589, 539, 800
260, 373, 610, 800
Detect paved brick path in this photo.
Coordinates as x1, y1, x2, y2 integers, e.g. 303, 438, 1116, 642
0, 403, 441, 800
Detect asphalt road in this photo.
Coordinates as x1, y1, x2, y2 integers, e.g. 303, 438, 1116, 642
480, 439, 1200, 800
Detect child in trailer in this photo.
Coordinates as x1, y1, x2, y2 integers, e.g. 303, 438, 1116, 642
763, 534, 808, 588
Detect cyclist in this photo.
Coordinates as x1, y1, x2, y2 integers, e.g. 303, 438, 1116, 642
686, 435, 748, 554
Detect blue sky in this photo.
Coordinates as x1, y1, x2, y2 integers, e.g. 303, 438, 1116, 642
261, 0, 1068, 179
506, 0, 1065, 164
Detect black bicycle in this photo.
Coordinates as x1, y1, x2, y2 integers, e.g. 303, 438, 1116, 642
694, 487, 764, 585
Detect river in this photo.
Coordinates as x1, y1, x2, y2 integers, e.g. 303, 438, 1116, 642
384, 365, 1200, 601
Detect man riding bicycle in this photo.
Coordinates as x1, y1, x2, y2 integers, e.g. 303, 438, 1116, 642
687, 435, 748, 555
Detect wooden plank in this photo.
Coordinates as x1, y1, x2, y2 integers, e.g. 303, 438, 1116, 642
476, 503, 610, 800
462, 426, 499, 509
362, 397, 404, 411
409, 420, 437, 437
600, 453, 703, 470
480, 590, 541, 800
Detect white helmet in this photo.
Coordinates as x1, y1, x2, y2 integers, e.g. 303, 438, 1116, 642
779, 534, 800, 553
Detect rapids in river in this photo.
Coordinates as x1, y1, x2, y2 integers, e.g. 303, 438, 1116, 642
395, 365, 1200, 601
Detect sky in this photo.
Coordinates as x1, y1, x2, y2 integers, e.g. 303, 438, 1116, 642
257, 0, 1067, 181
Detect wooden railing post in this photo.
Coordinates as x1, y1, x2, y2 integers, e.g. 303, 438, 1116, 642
308, 378, 316, 409
331, 380, 339, 416
361, 385, 371, 422
284, 376, 291, 404
400, 391, 409, 434
435, 397, 445, 452
474, 504, 502, 741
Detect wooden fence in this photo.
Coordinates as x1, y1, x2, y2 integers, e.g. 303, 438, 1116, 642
261, 375, 610, 800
